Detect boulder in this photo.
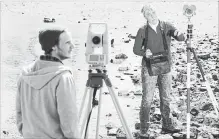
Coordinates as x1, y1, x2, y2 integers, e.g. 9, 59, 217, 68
118, 67, 130, 71
212, 74, 218, 81
197, 53, 211, 60
200, 103, 214, 111
111, 39, 114, 47
155, 134, 173, 139
116, 127, 127, 139
115, 53, 128, 59
128, 34, 136, 39
135, 122, 141, 130
190, 108, 199, 116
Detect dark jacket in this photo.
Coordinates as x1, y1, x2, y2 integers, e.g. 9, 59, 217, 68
133, 21, 185, 65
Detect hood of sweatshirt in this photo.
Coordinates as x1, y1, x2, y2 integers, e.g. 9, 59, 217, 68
20, 60, 72, 90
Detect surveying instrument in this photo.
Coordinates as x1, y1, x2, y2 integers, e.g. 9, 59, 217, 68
183, 5, 219, 139
79, 23, 133, 139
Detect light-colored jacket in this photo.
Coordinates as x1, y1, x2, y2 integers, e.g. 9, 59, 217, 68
16, 59, 79, 139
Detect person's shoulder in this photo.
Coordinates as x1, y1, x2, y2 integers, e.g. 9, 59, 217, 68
137, 24, 147, 33
160, 20, 176, 30
58, 66, 74, 79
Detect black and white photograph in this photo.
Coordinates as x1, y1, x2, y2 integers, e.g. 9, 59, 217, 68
1, 0, 218, 139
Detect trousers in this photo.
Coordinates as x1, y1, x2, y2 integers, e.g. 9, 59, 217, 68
140, 60, 174, 134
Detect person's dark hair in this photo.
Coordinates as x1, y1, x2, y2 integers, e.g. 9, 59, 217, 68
38, 27, 66, 55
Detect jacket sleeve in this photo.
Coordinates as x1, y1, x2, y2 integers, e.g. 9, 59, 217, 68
133, 27, 145, 56
16, 77, 23, 136
166, 22, 186, 41
56, 71, 80, 139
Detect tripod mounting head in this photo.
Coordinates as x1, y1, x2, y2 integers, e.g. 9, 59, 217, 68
183, 4, 196, 19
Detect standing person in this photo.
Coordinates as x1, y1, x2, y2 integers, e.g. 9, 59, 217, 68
133, 4, 186, 138
16, 27, 80, 139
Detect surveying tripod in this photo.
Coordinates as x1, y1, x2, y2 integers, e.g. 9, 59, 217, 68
79, 66, 133, 139
185, 11, 219, 139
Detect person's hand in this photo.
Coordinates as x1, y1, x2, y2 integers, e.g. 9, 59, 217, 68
145, 49, 152, 58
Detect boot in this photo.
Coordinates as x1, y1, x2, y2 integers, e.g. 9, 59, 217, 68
162, 117, 181, 133
162, 126, 181, 133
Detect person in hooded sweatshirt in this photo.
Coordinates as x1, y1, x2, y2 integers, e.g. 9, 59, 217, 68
16, 27, 80, 139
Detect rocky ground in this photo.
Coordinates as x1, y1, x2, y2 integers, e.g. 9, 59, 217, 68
1, 1, 218, 139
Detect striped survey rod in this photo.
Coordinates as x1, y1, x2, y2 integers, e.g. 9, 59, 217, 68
183, 4, 196, 139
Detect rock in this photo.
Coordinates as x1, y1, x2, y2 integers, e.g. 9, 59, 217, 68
201, 103, 213, 111
197, 73, 202, 78
198, 41, 205, 44
176, 48, 185, 53
115, 53, 128, 59
133, 90, 142, 96
128, 34, 136, 39
198, 53, 211, 60
123, 73, 134, 75
118, 90, 129, 96
191, 122, 201, 128
106, 113, 112, 117
203, 113, 219, 126
199, 87, 207, 92
78, 21, 81, 23
155, 134, 173, 139
44, 17, 56, 23
151, 108, 161, 122
176, 73, 187, 82
190, 108, 199, 116
211, 128, 219, 138
209, 39, 219, 45
104, 92, 109, 95
83, 18, 87, 20
197, 117, 204, 123
130, 75, 141, 85
178, 131, 197, 139
108, 128, 117, 136
116, 128, 126, 139
211, 123, 219, 128
111, 39, 114, 47
105, 122, 114, 130
124, 39, 131, 43
132, 132, 141, 138
212, 74, 218, 81
135, 122, 140, 130
118, 67, 129, 71
172, 133, 184, 139
111, 59, 124, 64
2, 130, 9, 135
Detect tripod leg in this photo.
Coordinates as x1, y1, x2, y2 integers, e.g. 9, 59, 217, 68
80, 88, 94, 138
79, 87, 89, 120
106, 86, 133, 139
191, 48, 219, 116
96, 87, 103, 139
